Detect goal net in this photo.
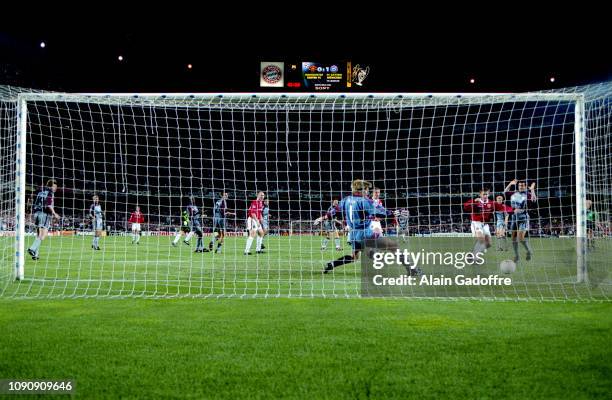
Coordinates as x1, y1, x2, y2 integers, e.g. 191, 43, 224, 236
0, 84, 610, 299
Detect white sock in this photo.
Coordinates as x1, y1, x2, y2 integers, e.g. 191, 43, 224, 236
322, 238, 329, 248
256, 236, 263, 251
173, 233, 181, 244
135, 233, 140, 243
185, 231, 194, 242
245, 236, 254, 253
334, 238, 340, 248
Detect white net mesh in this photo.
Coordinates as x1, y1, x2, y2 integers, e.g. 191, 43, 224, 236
0, 87, 19, 293
0, 84, 610, 299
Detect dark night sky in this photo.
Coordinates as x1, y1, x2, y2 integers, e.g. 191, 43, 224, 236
1, 8, 610, 93
2, 8, 607, 230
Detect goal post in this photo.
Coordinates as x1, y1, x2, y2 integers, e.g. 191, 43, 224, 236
15, 97, 27, 281
1, 85, 610, 299
574, 97, 587, 283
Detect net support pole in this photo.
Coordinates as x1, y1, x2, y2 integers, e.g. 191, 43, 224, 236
575, 96, 587, 283
14, 97, 27, 281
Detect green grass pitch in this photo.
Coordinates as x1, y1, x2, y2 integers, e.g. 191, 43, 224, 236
0, 235, 611, 398
1, 235, 610, 299
0, 299, 611, 399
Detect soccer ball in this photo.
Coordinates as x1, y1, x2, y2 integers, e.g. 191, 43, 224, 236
500, 260, 516, 274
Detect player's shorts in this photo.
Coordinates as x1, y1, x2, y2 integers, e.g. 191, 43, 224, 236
131, 223, 141, 232
213, 217, 226, 232
586, 221, 596, 231
93, 218, 104, 231
247, 217, 261, 231
496, 219, 506, 230
322, 220, 335, 232
349, 227, 378, 251
262, 221, 269, 231
509, 214, 529, 231
34, 211, 51, 229
470, 221, 491, 237
181, 223, 191, 233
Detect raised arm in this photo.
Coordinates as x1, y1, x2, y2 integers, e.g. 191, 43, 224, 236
529, 182, 537, 201
504, 179, 518, 193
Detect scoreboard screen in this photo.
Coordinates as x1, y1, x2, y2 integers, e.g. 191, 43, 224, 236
301, 62, 346, 91
262, 61, 370, 90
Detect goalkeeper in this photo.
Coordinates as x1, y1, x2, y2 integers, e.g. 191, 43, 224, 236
172, 209, 193, 247
323, 179, 420, 276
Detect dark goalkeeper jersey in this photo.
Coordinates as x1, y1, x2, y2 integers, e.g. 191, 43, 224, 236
181, 211, 190, 227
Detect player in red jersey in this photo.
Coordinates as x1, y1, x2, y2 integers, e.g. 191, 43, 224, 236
244, 191, 265, 255
463, 187, 507, 254
494, 195, 513, 251
128, 206, 145, 244
370, 187, 397, 236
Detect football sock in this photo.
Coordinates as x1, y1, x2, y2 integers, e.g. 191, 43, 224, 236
245, 236, 254, 253
513, 241, 519, 259
521, 239, 532, 254
29, 238, 42, 253
329, 255, 354, 269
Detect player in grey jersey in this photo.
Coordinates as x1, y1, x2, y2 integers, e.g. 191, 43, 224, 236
395, 209, 410, 239
89, 195, 104, 250
315, 199, 342, 251
209, 192, 235, 253
261, 199, 271, 250
505, 179, 537, 262
27, 179, 60, 260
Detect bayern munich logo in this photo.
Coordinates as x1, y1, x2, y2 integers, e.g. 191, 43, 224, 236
262, 65, 282, 85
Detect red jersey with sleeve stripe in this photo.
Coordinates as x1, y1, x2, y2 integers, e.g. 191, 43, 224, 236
464, 198, 506, 222
248, 199, 264, 220
128, 211, 145, 224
